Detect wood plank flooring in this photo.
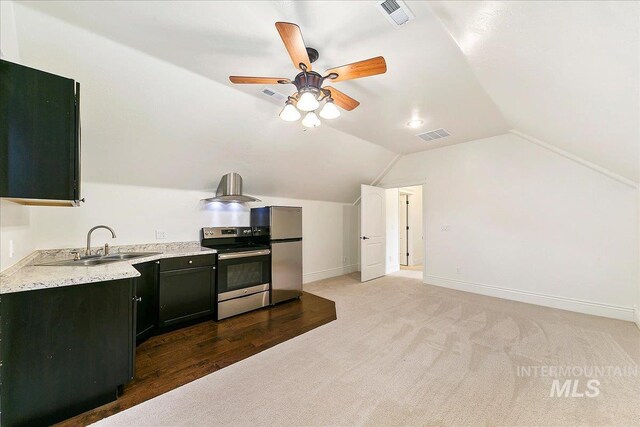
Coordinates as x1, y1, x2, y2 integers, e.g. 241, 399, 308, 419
56, 291, 336, 426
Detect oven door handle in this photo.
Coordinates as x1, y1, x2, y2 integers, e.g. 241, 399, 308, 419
218, 249, 271, 260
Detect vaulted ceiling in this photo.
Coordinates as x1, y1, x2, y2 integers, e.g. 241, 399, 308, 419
7, 1, 639, 203
429, 1, 639, 182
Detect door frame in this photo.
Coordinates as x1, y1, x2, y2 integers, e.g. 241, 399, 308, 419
399, 193, 408, 266
379, 180, 427, 281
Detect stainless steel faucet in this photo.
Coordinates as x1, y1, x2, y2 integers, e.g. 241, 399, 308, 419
86, 225, 117, 256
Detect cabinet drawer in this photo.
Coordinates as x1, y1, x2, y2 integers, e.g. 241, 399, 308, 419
159, 254, 216, 272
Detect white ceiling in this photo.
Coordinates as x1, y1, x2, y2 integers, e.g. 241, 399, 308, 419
18, 0, 509, 154
429, 1, 640, 182
8, 0, 639, 203
10, 2, 397, 203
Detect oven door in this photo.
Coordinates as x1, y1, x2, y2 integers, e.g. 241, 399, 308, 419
217, 249, 271, 300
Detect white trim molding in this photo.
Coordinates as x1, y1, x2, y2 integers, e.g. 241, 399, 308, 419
510, 130, 638, 189
304, 264, 359, 284
424, 274, 635, 322
635, 306, 640, 330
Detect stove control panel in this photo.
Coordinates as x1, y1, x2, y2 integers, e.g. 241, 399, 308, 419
202, 227, 252, 239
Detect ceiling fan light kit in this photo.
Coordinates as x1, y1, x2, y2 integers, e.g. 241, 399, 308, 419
297, 90, 320, 112
229, 22, 386, 127
302, 111, 321, 128
319, 99, 340, 120
279, 99, 301, 121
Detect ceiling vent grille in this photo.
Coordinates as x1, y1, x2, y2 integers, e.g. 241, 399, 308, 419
261, 87, 287, 101
416, 128, 450, 142
377, 0, 415, 27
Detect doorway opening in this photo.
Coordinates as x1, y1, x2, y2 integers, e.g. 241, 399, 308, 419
359, 183, 425, 283
396, 186, 423, 274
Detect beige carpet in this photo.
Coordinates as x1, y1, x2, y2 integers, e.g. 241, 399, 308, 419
96, 273, 640, 426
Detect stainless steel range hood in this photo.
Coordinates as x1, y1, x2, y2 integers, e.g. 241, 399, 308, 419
202, 173, 260, 203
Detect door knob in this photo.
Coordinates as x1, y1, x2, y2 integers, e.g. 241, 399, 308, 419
361, 236, 370, 240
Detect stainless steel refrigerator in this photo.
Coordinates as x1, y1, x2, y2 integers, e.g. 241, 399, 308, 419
251, 206, 303, 305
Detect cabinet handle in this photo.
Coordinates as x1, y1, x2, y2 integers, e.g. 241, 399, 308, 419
188, 260, 193, 264
155, 261, 160, 264
135, 297, 142, 302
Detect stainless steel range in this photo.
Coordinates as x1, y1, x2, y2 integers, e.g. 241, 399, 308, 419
201, 227, 271, 320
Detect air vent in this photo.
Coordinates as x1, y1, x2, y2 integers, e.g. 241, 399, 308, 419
416, 128, 450, 142
261, 87, 287, 101
377, 0, 415, 27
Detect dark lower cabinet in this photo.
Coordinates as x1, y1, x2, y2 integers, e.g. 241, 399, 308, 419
133, 261, 159, 344
158, 255, 216, 328
0, 279, 135, 427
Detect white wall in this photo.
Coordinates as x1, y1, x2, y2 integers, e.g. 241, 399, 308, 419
29, 182, 359, 284
0, 200, 35, 271
385, 188, 399, 274
381, 133, 638, 321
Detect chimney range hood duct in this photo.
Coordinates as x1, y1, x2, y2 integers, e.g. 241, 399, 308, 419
202, 172, 261, 203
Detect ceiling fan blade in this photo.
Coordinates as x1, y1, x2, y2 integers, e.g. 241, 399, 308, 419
325, 56, 387, 82
275, 22, 312, 71
323, 86, 360, 111
229, 76, 291, 84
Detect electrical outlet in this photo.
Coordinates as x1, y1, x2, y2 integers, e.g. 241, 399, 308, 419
155, 230, 167, 240
342, 256, 348, 263
9, 239, 14, 258
456, 267, 461, 274
441, 225, 450, 231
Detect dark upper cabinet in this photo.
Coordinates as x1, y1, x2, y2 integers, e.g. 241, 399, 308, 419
134, 261, 159, 344
0, 59, 81, 206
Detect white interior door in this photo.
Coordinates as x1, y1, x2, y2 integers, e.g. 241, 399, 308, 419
360, 184, 386, 282
399, 194, 408, 265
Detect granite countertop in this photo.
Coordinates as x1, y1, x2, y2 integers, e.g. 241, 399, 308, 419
0, 242, 216, 295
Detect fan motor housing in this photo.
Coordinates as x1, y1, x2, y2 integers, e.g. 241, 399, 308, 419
293, 71, 323, 93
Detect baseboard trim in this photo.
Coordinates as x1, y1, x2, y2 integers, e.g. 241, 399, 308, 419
304, 264, 359, 284
635, 307, 640, 330
424, 274, 635, 321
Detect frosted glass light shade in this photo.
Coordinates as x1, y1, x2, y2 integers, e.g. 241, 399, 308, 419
297, 91, 319, 112
301, 111, 321, 128
279, 102, 301, 121
319, 100, 340, 119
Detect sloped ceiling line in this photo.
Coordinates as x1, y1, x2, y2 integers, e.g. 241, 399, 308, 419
511, 130, 638, 189
352, 153, 402, 206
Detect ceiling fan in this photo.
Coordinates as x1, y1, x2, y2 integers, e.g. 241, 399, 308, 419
229, 22, 387, 128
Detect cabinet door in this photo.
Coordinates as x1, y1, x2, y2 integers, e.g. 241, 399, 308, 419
0, 279, 134, 426
0, 60, 79, 201
134, 261, 158, 344
158, 266, 214, 328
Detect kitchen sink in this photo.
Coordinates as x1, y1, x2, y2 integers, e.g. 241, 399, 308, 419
101, 252, 162, 260
35, 252, 162, 267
